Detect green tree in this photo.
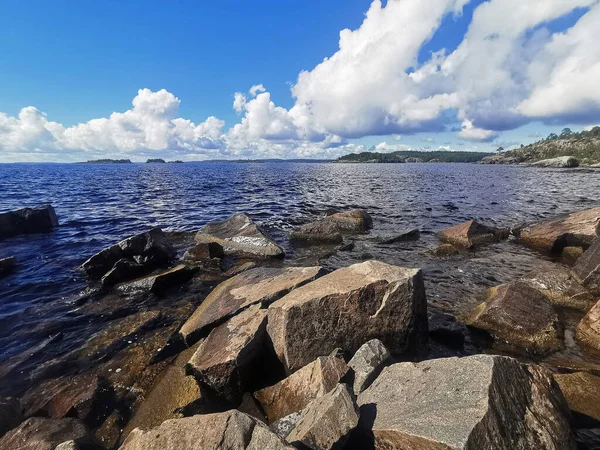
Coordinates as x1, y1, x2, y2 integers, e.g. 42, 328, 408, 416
560, 128, 573, 138
496, 146, 504, 153
547, 133, 558, 140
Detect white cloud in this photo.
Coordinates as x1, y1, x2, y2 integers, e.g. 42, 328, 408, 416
458, 119, 498, 141
249, 84, 266, 97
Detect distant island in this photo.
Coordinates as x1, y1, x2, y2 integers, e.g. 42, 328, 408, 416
337, 150, 493, 164
483, 127, 600, 166
77, 159, 132, 164
146, 158, 166, 163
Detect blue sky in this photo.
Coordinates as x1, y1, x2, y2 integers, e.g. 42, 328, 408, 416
1, 0, 599, 162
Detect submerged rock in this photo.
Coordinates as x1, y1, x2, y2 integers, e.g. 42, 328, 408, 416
119, 410, 293, 450
290, 209, 373, 244
267, 260, 428, 372
576, 299, 600, 351
0, 204, 59, 239
347, 339, 392, 395
0, 397, 22, 438
574, 238, 600, 293
531, 156, 579, 168
195, 213, 284, 259
466, 282, 563, 354
286, 383, 359, 450
0, 417, 96, 450
377, 229, 420, 245
357, 355, 575, 450
514, 206, 600, 253
429, 243, 460, 257
437, 219, 508, 249
117, 264, 195, 293
253, 355, 348, 423
0, 257, 16, 276
179, 266, 324, 345
326, 209, 373, 232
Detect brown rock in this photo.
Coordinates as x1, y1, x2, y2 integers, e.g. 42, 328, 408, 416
117, 264, 194, 293
290, 209, 373, 244
515, 207, 600, 253
0, 397, 22, 438
576, 299, 600, 351
253, 355, 348, 423
119, 410, 293, 450
326, 209, 373, 232
554, 371, 600, 422
286, 384, 359, 450
0, 204, 59, 240
562, 246, 584, 264
267, 260, 427, 372
183, 242, 224, 261
0, 417, 95, 450
437, 220, 508, 249
186, 305, 268, 402
466, 282, 563, 354
429, 243, 460, 257
356, 355, 575, 450
195, 213, 284, 259
55, 441, 79, 450
574, 238, 600, 293
179, 266, 324, 345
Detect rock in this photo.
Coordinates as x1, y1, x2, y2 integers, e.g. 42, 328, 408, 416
378, 229, 420, 245
326, 210, 373, 232
179, 266, 324, 345
101, 258, 145, 286
531, 156, 580, 168
186, 305, 268, 403
238, 393, 266, 423
117, 264, 195, 293
430, 243, 460, 257
119, 410, 293, 450
267, 260, 428, 372
428, 311, 467, 350
253, 355, 348, 423
183, 242, 224, 261
437, 220, 508, 249
466, 282, 563, 354
0, 205, 59, 239
574, 238, 600, 292
0, 397, 22, 438
514, 206, 600, 253
357, 355, 575, 450
286, 384, 359, 450
195, 213, 284, 259
82, 228, 176, 279
0, 417, 96, 450
562, 246, 584, 263
0, 257, 16, 276
290, 209, 373, 244
55, 441, 79, 450
347, 339, 392, 395
576, 300, 600, 351
554, 372, 600, 423
270, 412, 302, 440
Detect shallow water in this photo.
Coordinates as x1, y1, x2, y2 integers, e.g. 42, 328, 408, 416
1, 162, 600, 391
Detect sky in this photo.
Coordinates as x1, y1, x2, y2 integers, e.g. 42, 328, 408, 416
1, 0, 599, 162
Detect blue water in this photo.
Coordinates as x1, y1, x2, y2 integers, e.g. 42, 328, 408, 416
1, 162, 600, 387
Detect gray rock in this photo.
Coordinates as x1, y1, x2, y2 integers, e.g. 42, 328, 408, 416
0, 257, 16, 276
357, 355, 576, 450
574, 238, 600, 293
101, 258, 145, 286
116, 264, 195, 293
0, 417, 96, 450
195, 213, 284, 259
267, 260, 428, 373
531, 156, 579, 168
347, 339, 392, 395
119, 410, 293, 450
269, 412, 302, 440
378, 229, 420, 245
0, 397, 22, 438
286, 384, 359, 450
0, 204, 59, 239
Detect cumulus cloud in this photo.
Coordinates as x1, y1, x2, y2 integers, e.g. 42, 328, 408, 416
458, 120, 498, 142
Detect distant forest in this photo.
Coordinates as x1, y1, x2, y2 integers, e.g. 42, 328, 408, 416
337, 150, 493, 163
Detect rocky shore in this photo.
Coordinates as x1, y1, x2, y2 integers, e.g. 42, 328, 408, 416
2, 206, 600, 449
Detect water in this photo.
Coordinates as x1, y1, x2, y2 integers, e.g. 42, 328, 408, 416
1, 162, 600, 391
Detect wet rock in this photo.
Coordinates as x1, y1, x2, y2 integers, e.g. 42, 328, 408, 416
290, 209, 373, 244
437, 220, 508, 249
0, 204, 59, 239
186, 305, 268, 403
378, 229, 420, 245
326, 209, 373, 232
119, 410, 293, 450
270, 412, 301, 440
183, 242, 224, 261
430, 243, 460, 257
55, 441, 79, 450
101, 258, 145, 286
267, 260, 428, 372
195, 213, 284, 259
514, 206, 600, 253
0, 257, 16, 276
253, 355, 348, 423
179, 266, 324, 345
574, 238, 600, 293
0, 397, 22, 438
0, 417, 96, 450
82, 228, 177, 279
117, 264, 195, 293
554, 372, 600, 423
286, 384, 359, 450
357, 355, 575, 450
428, 311, 467, 350
576, 300, 600, 351
466, 282, 563, 354
521, 268, 597, 312
562, 246, 584, 264
531, 156, 580, 168
347, 339, 392, 395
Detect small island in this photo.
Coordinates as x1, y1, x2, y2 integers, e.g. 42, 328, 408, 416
336, 150, 493, 163
76, 159, 133, 164
146, 158, 166, 164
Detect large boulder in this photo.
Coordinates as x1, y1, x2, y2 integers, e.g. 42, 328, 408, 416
554, 371, 600, 423
437, 220, 508, 249
186, 305, 268, 402
253, 355, 348, 423
82, 228, 177, 279
119, 410, 293, 450
576, 299, 600, 351
0, 417, 96, 450
179, 266, 324, 345
286, 384, 359, 450
0, 205, 59, 239
573, 238, 600, 293
195, 213, 284, 259
531, 156, 579, 168
0, 397, 22, 438
267, 261, 427, 372
356, 355, 575, 450
347, 339, 392, 395
466, 282, 563, 354
290, 209, 373, 244
514, 207, 600, 253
